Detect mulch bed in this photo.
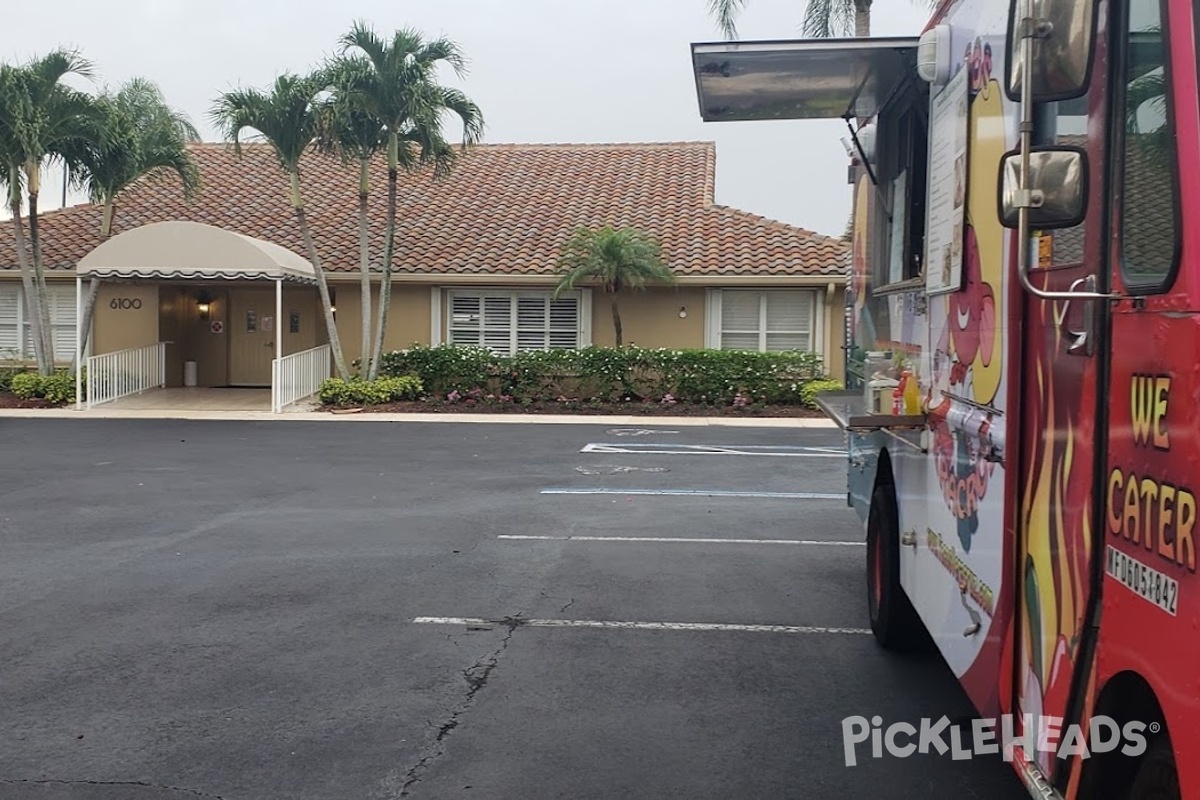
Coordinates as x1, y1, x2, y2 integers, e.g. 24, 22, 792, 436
323, 400, 825, 418
0, 391, 59, 409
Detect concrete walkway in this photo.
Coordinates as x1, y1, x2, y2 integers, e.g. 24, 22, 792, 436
0, 408, 836, 426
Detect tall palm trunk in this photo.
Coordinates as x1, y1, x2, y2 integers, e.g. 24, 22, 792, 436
71, 278, 100, 374
7, 178, 50, 375
101, 197, 117, 238
357, 158, 372, 377
73, 194, 116, 374
610, 294, 623, 347
367, 131, 399, 381
24, 160, 55, 374
290, 170, 350, 379
854, 0, 871, 36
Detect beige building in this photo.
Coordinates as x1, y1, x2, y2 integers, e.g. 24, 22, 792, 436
0, 141, 848, 405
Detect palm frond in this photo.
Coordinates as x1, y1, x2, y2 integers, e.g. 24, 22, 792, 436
706, 0, 748, 40
553, 226, 675, 298
211, 73, 321, 171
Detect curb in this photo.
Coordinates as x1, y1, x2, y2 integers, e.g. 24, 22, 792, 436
0, 408, 840, 427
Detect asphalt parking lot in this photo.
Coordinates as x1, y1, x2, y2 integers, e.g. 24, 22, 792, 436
0, 419, 1024, 799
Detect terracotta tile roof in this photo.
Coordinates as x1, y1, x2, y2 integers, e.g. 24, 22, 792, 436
0, 142, 846, 279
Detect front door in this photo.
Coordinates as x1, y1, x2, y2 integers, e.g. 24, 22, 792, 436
1012, 6, 1112, 782
229, 289, 275, 386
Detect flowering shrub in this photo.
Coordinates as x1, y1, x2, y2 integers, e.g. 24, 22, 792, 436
9, 369, 80, 404
319, 375, 422, 406
376, 345, 830, 407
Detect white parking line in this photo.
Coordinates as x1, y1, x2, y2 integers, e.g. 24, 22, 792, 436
540, 488, 845, 500
498, 534, 864, 546
413, 616, 871, 635
581, 443, 844, 457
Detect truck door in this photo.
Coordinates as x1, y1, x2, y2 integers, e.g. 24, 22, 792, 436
1094, 0, 1200, 789
1010, 4, 1112, 783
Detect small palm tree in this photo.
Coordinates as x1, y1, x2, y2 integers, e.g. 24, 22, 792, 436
211, 73, 351, 379
553, 226, 676, 346
337, 21, 484, 380
64, 77, 202, 368
0, 50, 100, 375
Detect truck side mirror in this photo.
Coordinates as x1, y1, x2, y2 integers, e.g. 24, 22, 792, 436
1005, 0, 1097, 102
997, 146, 1088, 229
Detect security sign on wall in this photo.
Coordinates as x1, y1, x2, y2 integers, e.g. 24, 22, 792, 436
210, 320, 224, 334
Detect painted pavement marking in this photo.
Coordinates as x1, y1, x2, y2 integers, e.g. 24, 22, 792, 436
581, 442, 845, 457
498, 534, 864, 546
540, 488, 845, 500
413, 616, 871, 635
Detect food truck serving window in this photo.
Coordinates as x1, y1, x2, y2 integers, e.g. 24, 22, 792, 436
874, 83, 929, 288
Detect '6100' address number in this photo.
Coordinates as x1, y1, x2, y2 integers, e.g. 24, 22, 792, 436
109, 298, 143, 309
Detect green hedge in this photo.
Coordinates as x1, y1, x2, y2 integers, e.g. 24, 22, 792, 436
9, 369, 80, 404
319, 375, 423, 406
375, 345, 833, 406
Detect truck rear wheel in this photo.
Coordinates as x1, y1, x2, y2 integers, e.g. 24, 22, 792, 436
866, 480, 925, 651
1125, 737, 1180, 800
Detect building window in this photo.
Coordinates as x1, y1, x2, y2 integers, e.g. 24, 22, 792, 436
0, 283, 77, 363
710, 289, 817, 352
446, 289, 586, 355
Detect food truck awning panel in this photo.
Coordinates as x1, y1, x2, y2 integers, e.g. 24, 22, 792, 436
691, 37, 919, 122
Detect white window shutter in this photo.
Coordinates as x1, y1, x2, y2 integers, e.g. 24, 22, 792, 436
482, 296, 512, 353
445, 289, 583, 355
448, 294, 482, 346
517, 296, 547, 350
548, 296, 579, 349
719, 290, 761, 350
46, 284, 77, 362
0, 284, 19, 355
764, 291, 813, 352
716, 289, 815, 353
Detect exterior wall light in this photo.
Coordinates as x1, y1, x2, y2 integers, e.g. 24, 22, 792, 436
917, 24, 952, 86
196, 291, 215, 321
679, 306, 687, 318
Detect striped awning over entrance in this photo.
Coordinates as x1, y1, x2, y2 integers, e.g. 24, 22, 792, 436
77, 221, 317, 284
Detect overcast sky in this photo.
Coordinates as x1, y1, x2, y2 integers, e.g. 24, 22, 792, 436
5, 0, 932, 237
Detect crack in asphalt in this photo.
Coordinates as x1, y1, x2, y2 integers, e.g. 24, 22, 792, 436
0, 778, 224, 798
392, 615, 523, 798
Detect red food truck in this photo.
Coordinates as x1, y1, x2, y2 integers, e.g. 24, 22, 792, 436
692, 0, 1196, 796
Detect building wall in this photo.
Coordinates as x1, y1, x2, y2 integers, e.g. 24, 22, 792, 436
330, 283, 431, 366
589, 286, 707, 349
77, 279, 847, 383
825, 285, 846, 380
93, 282, 159, 356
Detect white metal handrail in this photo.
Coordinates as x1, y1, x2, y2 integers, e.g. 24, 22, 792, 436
85, 342, 167, 409
272, 344, 331, 413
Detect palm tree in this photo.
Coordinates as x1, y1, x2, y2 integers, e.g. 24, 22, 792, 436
0, 50, 100, 375
552, 226, 676, 346
65, 77, 202, 368
314, 56, 384, 377
211, 73, 351, 379
337, 21, 484, 380
707, 0, 871, 39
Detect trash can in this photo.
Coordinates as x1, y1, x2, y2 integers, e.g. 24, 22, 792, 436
184, 361, 198, 387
